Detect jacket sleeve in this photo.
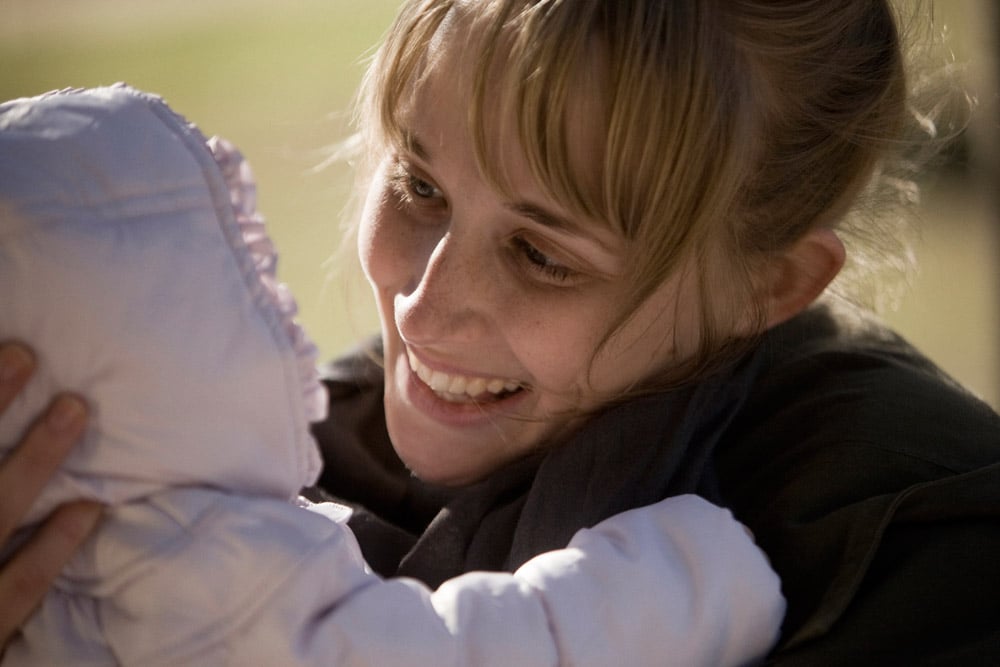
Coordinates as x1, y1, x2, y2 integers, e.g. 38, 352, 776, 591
48, 490, 781, 666
232, 494, 784, 666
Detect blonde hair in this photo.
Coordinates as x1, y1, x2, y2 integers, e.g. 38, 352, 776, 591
356, 0, 938, 388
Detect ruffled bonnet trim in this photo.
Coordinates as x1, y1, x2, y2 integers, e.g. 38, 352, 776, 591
205, 136, 328, 424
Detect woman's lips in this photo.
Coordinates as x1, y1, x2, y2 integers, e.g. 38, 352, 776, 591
398, 347, 529, 425
406, 347, 522, 403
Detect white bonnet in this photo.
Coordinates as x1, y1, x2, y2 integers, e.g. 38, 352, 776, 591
0, 85, 328, 525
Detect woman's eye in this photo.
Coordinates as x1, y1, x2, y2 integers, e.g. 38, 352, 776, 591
408, 175, 438, 199
512, 236, 577, 284
387, 158, 446, 214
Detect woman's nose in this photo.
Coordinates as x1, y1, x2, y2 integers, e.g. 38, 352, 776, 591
394, 231, 494, 347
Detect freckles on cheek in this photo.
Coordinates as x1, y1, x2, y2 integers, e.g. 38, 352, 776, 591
519, 320, 598, 394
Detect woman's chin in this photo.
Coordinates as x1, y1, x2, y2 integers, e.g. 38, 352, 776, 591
384, 406, 518, 486
392, 440, 492, 487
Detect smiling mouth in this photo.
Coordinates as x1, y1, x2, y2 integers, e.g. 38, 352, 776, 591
406, 348, 523, 403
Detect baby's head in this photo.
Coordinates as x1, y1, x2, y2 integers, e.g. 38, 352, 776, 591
352, 0, 922, 483
0, 85, 326, 525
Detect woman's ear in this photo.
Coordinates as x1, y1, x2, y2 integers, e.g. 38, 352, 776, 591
763, 228, 846, 328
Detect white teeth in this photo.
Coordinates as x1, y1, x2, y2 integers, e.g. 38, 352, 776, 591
447, 376, 467, 394
466, 378, 487, 396
429, 370, 451, 392
413, 358, 433, 384
407, 348, 521, 400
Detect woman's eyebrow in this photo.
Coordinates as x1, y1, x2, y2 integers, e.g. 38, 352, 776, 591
401, 127, 619, 255
401, 132, 569, 231
507, 201, 623, 263
402, 131, 431, 161
505, 201, 575, 233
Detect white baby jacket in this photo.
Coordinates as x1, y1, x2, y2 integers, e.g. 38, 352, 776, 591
0, 85, 784, 666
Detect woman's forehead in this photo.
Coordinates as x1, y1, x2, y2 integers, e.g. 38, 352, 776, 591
400, 10, 611, 217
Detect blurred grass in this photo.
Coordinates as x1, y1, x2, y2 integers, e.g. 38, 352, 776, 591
2, 0, 997, 408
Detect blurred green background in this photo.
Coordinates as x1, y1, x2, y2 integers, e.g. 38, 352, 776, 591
2, 0, 998, 409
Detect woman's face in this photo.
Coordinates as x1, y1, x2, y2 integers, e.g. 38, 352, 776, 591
358, 42, 702, 485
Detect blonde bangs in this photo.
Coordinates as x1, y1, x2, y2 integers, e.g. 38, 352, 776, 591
358, 0, 455, 165
466, 1, 608, 225
601, 2, 757, 300
363, 1, 750, 257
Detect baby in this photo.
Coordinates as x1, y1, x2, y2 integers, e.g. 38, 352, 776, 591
0, 85, 783, 666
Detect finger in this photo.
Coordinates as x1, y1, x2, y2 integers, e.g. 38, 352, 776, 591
0, 344, 35, 415
0, 501, 102, 648
0, 395, 88, 544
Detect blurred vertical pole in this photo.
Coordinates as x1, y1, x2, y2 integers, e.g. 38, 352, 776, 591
951, 0, 1000, 405
957, 0, 1000, 405
979, 0, 1000, 402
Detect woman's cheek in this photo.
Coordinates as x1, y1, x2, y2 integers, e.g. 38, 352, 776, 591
361, 197, 447, 302
359, 200, 409, 295
356, 185, 385, 284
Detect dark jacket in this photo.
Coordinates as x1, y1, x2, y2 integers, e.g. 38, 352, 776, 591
310, 303, 1000, 664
